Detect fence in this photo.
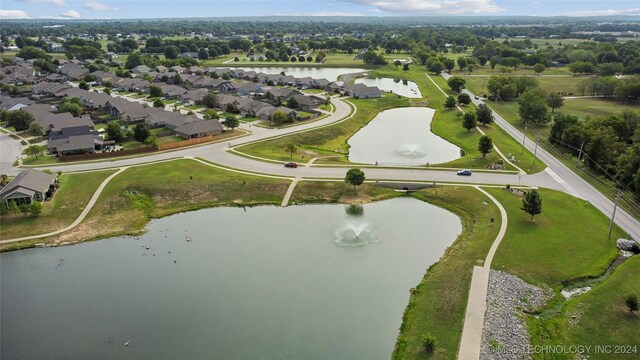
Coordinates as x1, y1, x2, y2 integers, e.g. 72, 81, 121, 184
59, 146, 156, 162
157, 135, 214, 151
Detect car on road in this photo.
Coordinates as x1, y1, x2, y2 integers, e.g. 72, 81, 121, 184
457, 169, 472, 176
474, 95, 480, 100
284, 162, 298, 168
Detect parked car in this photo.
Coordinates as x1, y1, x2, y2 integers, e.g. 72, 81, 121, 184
474, 95, 479, 100
284, 162, 298, 168
457, 169, 472, 176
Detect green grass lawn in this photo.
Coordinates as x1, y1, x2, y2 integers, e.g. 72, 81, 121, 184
0, 170, 116, 240
447, 65, 572, 76
58, 159, 291, 243
22, 155, 60, 166
461, 75, 585, 97
487, 188, 624, 288
393, 186, 502, 360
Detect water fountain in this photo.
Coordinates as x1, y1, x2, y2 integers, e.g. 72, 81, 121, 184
393, 143, 427, 160
334, 206, 378, 247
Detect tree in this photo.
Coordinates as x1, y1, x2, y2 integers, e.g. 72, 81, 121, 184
24, 145, 45, 159
478, 135, 493, 158
201, 93, 219, 109
521, 190, 543, 221
445, 96, 458, 109
462, 112, 477, 132
457, 58, 468, 71
78, 81, 90, 90
172, 73, 183, 85
458, 93, 471, 105
476, 103, 494, 126
125, 51, 143, 69
105, 121, 124, 142
285, 142, 297, 158
198, 48, 209, 60
429, 61, 444, 74
519, 89, 550, 125
19, 203, 30, 216
271, 110, 287, 124
222, 115, 239, 131
447, 76, 466, 93
533, 63, 546, 75
144, 135, 158, 147
153, 99, 165, 108
393, 60, 402, 68
402, 63, 410, 71
203, 109, 219, 120
149, 85, 162, 98
546, 93, 564, 113
29, 122, 44, 136
443, 58, 455, 73
286, 96, 299, 109
345, 168, 365, 190
28, 201, 42, 216
133, 123, 151, 142
6, 110, 34, 131
59, 97, 84, 116
626, 294, 638, 313
8, 200, 19, 216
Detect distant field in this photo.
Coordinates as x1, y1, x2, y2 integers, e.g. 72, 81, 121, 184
461, 75, 585, 96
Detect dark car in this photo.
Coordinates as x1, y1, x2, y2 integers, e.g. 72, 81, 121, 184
284, 162, 298, 168
457, 169, 472, 176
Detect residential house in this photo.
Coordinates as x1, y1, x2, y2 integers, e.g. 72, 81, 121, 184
160, 84, 188, 99
174, 119, 223, 139
180, 88, 209, 105
256, 106, 296, 121
47, 126, 104, 156
131, 65, 152, 75
36, 112, 94, 134
0, 169, 56, 206
342, 83, 382, 98
0, 96, 34, 111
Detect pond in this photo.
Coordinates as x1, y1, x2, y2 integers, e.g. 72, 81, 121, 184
1, 198, 461, 360
348, 107, 462, 165
355, 77, 422, 98
234, 66, 366, 81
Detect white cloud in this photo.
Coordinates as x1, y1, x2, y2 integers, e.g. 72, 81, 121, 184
60, 10, 81, 18
563, 8, 640, 16
84, 1, 109, 11
18, 0, 65, 6
0, 10, 30, 19
343, 0, 504, 15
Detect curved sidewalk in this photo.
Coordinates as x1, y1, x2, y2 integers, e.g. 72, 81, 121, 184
0, 167, 128, 245
458, 186, 509, 360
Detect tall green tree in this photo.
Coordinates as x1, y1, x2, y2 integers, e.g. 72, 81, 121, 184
222, 115, 239, 131
476, 103, 494, 126
442, 58, 455, 73
519, 89, 550, 124
345, 168, 366, 190
546, 93, 564, 113
521, 190, 543, 221
133, 123, 151, 142
6, 110, 34, 131
462, 112, 477, 132
201, 93, 219, 109
447, 76, 466, 93
105, 121, 125, 142
149, 85, 162, 98
285, 142, 297, 158
445, 96, 458, 109
478, 135, 493, 158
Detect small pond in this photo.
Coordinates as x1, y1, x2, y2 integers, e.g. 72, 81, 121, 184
355, 77, 422, 98
234, 66, 365, 81
1, 197, 461, 360
348, 107, 461, 165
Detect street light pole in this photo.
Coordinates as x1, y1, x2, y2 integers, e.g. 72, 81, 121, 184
521, 122, 527, 155
608, 190, 621, 240
533, 138, 540, 166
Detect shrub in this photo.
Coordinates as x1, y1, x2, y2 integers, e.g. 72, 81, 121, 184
421, 333, 436, 353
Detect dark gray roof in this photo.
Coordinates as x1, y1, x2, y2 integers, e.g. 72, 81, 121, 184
175, 119, 223, 136
0, 169, 56, 199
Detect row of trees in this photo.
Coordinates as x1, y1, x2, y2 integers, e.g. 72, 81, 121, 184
0, 200, 42, 216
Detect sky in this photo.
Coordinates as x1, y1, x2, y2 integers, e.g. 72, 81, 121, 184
1, 0, 640, 20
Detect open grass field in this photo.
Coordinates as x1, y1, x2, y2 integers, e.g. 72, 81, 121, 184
461, 75, 586, 97
447, 65, 572, 76
37, 159, 291, 246
0, 169, 116, 240
487, 188, 624, 288
393, 186, 501, 360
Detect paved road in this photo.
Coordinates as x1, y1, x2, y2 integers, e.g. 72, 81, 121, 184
441, 72, 640, 240
0, 131, 24, 175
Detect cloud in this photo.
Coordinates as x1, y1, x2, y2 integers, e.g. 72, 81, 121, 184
343, 0, 504, 15
17, 0, 65, 6
84, 1, 109, 11
0, 10, 30, 19
60, 10, 81, 18
563, 8, 640, 16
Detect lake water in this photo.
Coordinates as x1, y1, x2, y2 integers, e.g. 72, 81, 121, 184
1, 197, 461, 360
355, 78, 422, 98
234, 67, 366, 81
348, 107, 461, 165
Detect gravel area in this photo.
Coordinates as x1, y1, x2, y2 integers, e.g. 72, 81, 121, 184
480, 270, 553, 360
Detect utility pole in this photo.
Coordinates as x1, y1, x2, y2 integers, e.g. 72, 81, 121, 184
576, 141, 585, 167
608, 190, 621, 240
521, 122, 528, 155
532, 138, 540, 166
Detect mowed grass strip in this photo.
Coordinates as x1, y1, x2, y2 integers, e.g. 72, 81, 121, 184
487, 188, 624, 288
0, 169, 116, 240
392, 186, 501, 360
46, 159, 291, 244
289, 181, 400, 204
